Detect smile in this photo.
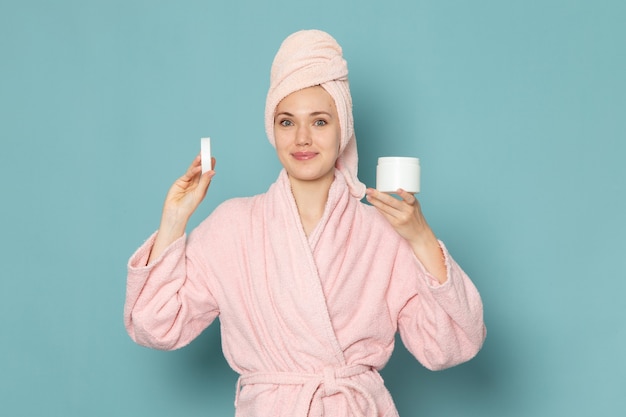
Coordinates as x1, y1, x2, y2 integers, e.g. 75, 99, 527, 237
292, 152, 317, 160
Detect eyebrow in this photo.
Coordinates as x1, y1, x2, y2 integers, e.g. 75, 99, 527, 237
275, 111, 334, 118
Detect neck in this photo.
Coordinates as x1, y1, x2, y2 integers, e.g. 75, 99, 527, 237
288, 174, 334, 236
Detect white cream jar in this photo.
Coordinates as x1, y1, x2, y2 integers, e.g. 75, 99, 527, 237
376, 157, 420, 193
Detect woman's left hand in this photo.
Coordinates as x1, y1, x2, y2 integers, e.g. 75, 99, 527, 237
365, 188, 433, 244
365, 188, 447, 283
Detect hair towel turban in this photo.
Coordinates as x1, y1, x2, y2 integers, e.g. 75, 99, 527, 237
265, 29, 366, 199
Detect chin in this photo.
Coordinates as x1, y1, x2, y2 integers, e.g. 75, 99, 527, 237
289, 170, 335, 184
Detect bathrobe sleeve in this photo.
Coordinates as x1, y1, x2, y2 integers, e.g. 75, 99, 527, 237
124, 231, 220, 351
390, 241, 486, 371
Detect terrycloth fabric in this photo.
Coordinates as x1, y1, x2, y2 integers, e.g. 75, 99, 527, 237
125, 170, 486, 417
265, 29, 366, 199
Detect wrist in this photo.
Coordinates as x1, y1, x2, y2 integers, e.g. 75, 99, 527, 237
408, 228, 439, 253
158, 213, 188, 239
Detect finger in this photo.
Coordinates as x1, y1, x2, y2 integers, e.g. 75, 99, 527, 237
188, 155, 215, 182
366, 188, 396, 205
198, 167, 216, 189
366, 189, 404, 219
196, 156, 217, 190
190, 153, 202, 168
396, 189, 417, 206
367, 188, 409, 214
181, 155, 200, 178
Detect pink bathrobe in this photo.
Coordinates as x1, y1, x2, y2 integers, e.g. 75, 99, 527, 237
125, 170, 486, 417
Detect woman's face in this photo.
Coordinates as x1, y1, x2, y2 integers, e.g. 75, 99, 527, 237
273, 86, 341, 188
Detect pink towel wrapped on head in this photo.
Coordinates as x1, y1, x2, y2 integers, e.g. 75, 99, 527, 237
265, 29, 366, 199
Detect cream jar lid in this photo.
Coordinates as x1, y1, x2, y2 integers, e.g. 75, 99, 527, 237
377, 156, 420, 166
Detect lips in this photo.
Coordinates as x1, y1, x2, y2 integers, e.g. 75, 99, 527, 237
292, 152, 317, 161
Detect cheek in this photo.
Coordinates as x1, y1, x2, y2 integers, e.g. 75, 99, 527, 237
274, 138, 292, 164
273, 130, 287, 150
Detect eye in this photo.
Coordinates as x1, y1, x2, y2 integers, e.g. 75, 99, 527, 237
314, 119, 327, 127
279, 119, 294, 127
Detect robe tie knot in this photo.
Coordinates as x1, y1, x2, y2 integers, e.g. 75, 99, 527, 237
236, 364, 379, 417
323, 366, 339, 396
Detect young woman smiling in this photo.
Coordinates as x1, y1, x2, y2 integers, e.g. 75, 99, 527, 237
125, 30, 486, 417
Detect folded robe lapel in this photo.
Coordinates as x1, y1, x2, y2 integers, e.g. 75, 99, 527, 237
265, 169, 347, 367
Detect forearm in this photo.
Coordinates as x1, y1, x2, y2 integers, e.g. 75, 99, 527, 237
147, 214, 189, 265
408, 229, 447, 284
146, 155, 215, 264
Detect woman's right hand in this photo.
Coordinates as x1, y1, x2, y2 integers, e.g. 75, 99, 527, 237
147, 154, 216, 264
161, 154, 216, 225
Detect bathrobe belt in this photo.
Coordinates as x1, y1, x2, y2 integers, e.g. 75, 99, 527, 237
235, 364, 378, 417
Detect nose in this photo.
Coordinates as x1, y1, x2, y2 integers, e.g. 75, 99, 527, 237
295, 125, 311, 147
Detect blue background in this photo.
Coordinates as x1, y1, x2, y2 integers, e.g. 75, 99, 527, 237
1, 1, 624, 416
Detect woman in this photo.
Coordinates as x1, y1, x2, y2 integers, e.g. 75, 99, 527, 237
125, 30, 486, 417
